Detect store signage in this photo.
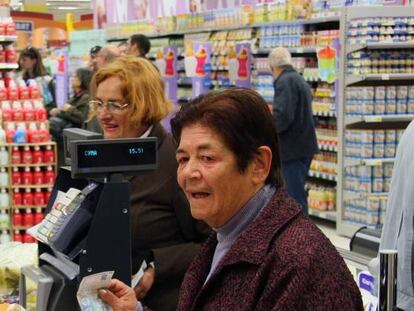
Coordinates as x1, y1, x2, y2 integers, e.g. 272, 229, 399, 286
190, 42, 212, 98
15, 21, 33, 32
154, 46, 178, 102
357, 271, 378, 311
235, 42, 252, 88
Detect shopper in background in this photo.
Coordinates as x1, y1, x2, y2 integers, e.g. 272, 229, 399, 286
49, 68, 93, 140
268, 47, 318, 214
89, 45, 101, 72
126, 34, 151, 58
100, 88, 363, 311
89, 56, 209, 311
118, 41, 128, 56
20, 47, 56, 114
96, 45, 120, 69
380, 120, 414, 310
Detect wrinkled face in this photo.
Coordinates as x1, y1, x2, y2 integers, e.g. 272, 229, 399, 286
95, 76, 138, 139
21, 56, 36, 71
176, 123, 257, 228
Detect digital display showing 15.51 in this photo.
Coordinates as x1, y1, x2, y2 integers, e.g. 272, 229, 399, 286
77, 140, 157, 169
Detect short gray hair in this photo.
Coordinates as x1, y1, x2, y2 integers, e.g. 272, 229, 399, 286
268, 47, 292, 68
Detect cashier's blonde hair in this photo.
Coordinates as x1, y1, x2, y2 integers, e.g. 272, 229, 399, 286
89, 55, 172, 127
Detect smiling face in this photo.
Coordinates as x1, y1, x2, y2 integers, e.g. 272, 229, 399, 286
95, 76, 138, 139
176, 123, 260, 228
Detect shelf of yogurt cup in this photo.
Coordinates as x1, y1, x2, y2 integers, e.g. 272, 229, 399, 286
346, 74, 414, 86
313, 109, 336, 117
345, 114, 414, 125
344, 190, 390, 200
308, 209, 337, 222
308, 170, 337, 182
344, 157, 395, 167
318, 143, 337, 152
347, 41, 414, 54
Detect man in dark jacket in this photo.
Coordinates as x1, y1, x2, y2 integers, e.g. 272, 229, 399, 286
127, 34, 151, 58
268, 47, 319, 214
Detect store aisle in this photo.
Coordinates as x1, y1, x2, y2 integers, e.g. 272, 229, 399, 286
314, 218, 351, 250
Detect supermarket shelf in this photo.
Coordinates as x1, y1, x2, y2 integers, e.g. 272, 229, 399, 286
308, 170, 337, 181
256, 47, 317, 55
344, 190, 389, 200
308, 208, 337, 222
9, 163, 56, 168
345, 114, 414, 125
0, 63, 18, 70
7, 142, 56, 147
12, 226, 33, 230
348, 41, 414, 53
11, 184, 54, 189
0, 35, 17, 42
344, 157, 395, 166
107, 16, 340, 40
346, 73, 414, 86
318, 143, 338, 152
13, 205, 47, 209
313, 110, 336, 117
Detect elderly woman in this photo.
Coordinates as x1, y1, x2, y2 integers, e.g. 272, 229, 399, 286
99, 88, 363, 311
90, 56, 209, 311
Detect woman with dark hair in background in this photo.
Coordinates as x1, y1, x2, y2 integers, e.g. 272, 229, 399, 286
19, 47, 56, 114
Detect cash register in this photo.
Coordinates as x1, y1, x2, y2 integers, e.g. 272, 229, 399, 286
19, 128, 158, 311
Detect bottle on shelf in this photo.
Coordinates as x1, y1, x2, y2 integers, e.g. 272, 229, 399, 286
13, 230, 22, 242
43, 145, 55, 163
44, 166, 55, 184
0, 21, 5, 36
5, 44, 16, 64
14, 122, 26, 143
28, 122, 40, 144
44, 188, 52, 204
5, 18, 16, 37
23, 100, 35, 121
0, 229, 10, 244
22, 146, 32, 164
34, 188, 44, 206
23, 232, 35, 243
18, 80, 29, 100
12, 209, 21, 226
38, 122, 50, 142
13, 188, 21, 205
22, 167, 32, 185
1, 100, 11, 121
33, 167, 43, 185
0, 168, 8, 187
0, 80, 7, 101
11, 146, 21, 164
5, 122, 15, 143
23, 188, 33, 206
0, 188, 9, 208
22, 208, 34, 227
0, 211, 8, 228
32, 146, 43, 164
0, 126, 5, 145
29, 80, 41, 100
34, 207, 43, 224
0, 146, 8, 165
8, 81, 18, 101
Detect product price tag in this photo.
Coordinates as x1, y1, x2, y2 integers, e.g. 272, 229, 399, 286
365, 116, 382, 122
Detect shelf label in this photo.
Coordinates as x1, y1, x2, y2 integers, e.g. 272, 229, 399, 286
381, 74, 390, 80
296, 48, 304, 53
365, 116, 382, 122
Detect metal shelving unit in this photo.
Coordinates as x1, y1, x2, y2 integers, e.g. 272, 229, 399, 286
337, 6, 414, 237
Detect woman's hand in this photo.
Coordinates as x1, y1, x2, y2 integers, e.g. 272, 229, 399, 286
99, 279, 138, 311
134, 267, 155, 300
49, 108, 60, 117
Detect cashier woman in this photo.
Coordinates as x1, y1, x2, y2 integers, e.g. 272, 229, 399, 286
89, 56, 209, 311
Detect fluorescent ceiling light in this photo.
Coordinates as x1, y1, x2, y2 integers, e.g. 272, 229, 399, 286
57, 6, 78, 10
